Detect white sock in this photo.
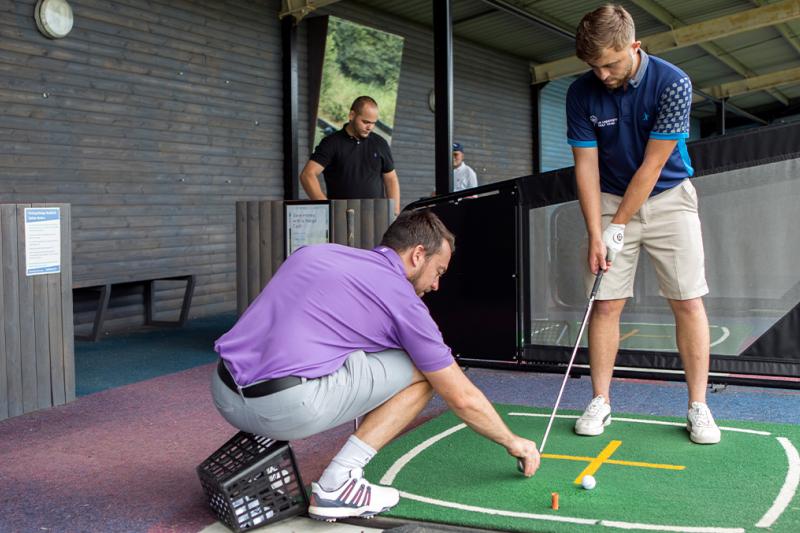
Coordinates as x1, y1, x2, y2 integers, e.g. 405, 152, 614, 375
318, 435, 376, 491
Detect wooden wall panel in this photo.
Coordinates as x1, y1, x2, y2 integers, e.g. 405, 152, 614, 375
1, 205, 23, 418
1, 0, 532, 337
0, 203, 73, 420
0, 0, 284, 334
236, 199, 393, 309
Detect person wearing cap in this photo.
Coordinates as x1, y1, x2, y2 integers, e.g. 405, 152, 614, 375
452, 142, 478, 192
300, 96, 401, 216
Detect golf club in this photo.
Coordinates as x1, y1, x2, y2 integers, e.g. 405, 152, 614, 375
517, 268, 604, 472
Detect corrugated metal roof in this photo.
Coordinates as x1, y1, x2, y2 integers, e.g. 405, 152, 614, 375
353, 0, 800, 123
657, 0, 755, 25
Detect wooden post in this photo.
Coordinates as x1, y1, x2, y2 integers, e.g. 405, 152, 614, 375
235, 202, 248, 315
1, 203, 74, 420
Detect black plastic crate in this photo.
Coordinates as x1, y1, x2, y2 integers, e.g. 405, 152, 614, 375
197, 432, 309, 531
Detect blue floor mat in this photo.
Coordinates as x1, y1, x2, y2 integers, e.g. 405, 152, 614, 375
75, 313, 236, 396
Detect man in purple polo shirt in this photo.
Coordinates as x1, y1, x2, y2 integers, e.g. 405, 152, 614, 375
212, 210, 540, 521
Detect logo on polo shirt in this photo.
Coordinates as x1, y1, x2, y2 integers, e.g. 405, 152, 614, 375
595, 117, 618, 128
642, 112, 650, 121
590, 115, 598, 124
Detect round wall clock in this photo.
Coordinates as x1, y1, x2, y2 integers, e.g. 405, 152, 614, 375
35, 0, 74, 39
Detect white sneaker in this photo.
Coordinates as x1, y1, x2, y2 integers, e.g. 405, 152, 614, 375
308, 468, 400, 521
687, 402, 721, 444
574, 395, 612, 436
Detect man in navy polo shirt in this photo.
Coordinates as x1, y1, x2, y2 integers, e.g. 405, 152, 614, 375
212, 210, 540, 521
566, 5, 720, 444
300, 95, 401, 216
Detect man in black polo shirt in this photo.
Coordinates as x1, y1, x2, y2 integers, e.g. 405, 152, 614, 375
300, 96, 401, 216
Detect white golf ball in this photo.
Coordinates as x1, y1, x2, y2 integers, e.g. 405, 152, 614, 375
581, 474, 596, 490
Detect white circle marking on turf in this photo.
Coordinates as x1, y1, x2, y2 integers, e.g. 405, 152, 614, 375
710, 326, 730, 348
755, 436, 800, 528
617, 322, 730, 348
398, 485, 743, 532
380, 423, 466, 485
379, 413, 794, 532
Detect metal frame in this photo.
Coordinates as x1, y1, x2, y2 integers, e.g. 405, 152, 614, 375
76, 275, 196, 342
282, 15, 299, 200
433, 0, 454, 196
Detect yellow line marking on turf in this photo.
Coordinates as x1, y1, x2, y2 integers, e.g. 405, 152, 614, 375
552, 440, 687, 484
543, 454, 597, 462
604, 459, 684, 470
542, 453, 685, 471
574, 440, 622, 483
619, 329, 640, 342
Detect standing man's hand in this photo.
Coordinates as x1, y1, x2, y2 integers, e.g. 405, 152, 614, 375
382, 170, 401, 216
508, 436, 541, 477
602, 222, 625, 264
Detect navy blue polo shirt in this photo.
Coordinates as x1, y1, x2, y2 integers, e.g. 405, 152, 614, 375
566, 51, 694, 196
310, 126, 395, 199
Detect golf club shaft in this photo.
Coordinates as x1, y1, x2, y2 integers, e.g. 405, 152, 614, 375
539, 269, 604, 453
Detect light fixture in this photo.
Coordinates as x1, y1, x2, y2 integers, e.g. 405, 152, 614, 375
35, 0, 74, 39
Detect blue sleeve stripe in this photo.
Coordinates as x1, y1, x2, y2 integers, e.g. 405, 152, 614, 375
678, 138, 694, 177
650, 132, 689, 140
567, 139, 598, 148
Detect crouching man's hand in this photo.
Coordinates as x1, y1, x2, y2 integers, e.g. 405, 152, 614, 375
509, 436, 541, 477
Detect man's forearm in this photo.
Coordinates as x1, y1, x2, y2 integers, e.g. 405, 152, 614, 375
447, 388, 515, 448
426, 364, 521, 451
575, 171, 603, 240
612, 163, 662, 225
383, 173, 401, 214
613, 139, 678, 224
300, 170, 327, 200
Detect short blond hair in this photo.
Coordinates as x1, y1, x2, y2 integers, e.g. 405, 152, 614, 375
575, 4, 635, 62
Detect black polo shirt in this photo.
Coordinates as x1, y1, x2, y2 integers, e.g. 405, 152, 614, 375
310, 126, 395, 199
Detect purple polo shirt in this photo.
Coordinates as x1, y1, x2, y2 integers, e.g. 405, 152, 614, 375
214, 243, 454, 386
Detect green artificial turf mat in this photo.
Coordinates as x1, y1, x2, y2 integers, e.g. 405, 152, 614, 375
365, 405, 800, 532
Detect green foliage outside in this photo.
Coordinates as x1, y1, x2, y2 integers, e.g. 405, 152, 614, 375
316, 17, 404, 147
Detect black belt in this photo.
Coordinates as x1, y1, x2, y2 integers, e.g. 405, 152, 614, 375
217, 360, 303, 398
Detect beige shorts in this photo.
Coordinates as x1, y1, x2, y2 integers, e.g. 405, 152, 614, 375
587, 179, 709, 301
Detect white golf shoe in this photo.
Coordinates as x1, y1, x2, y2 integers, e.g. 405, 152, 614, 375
574, 395, 612, 436
687, 402, 721, 444
308, 468, 400, 521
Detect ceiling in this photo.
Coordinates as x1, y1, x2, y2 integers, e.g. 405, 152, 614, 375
347, 0, 800, 126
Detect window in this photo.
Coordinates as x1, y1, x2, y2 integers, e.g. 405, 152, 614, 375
315, 17, 404, 147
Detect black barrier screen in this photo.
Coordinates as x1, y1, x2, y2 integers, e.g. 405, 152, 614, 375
423, 188, 519, 361
409, 122, 800, 387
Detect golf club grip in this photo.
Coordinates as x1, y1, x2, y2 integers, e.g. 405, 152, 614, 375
590, 269, 604, 299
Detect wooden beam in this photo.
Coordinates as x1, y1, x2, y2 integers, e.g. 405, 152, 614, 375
531, 0, 800, 83
703, 65, 800, 99
631, 0, 788, 106
279, 0, 341, 22
752, 1, 800, 56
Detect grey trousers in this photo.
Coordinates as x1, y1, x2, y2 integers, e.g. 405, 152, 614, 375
211, 349, 416, 440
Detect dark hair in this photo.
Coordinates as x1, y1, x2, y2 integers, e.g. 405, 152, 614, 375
575, 4, 635, 62
380, 209, 455, 257
350, 95, 378, 115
